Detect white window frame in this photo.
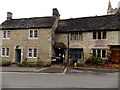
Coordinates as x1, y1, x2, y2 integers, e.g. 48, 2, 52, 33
2, 31, 10, 39
1, 48, 9, 57
28, 48, 38, 58
29, 29, 38, 39
71, 33, 83, 40
92, 49, 107, 59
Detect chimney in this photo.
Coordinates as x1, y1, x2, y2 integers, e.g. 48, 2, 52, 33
52, 8, 60, 18
7, 12, 12, 20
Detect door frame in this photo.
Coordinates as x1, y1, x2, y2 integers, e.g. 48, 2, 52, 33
13, 46, 23, 63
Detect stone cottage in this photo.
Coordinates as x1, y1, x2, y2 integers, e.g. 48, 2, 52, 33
1, 7, 120, 64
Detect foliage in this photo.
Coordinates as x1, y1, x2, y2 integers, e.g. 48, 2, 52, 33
0, 61, 12, 66
69, 59, 78, 66
17, 62, 51, 67
85, 56, 101, 65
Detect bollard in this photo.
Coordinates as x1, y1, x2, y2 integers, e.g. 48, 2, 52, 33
73, 62, 78, 69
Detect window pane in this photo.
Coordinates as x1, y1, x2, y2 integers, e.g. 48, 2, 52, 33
102, 50, 106, 58
79, 33, 82, 40
93, 32, 96, 39
71, 33, 74, 40
34, 30, 38, 38
98, 32, 101, 39
93, 49, 96, 56
28, 49, 32, 57
29, 30, 33, 38
3, 31, 6, 38
75, 33, 78, 40
69, 49, 82, 59
2, 48, 5, 56
103, 32, 106, 39
33, 49, 37, 57
7, 31, 10, 39
97, 49, 101, 57
6, 48, 9, 56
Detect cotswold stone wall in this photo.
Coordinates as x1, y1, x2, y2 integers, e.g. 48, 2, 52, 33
2, 28, 53, 63
118, 31, 120, 44
55, 31, 120, 62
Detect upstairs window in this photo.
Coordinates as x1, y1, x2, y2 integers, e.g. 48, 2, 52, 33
102, 32, 106, 39
71, 33, 83, 40
98, 32, 101, 39
3, 31, 10, 39
93, 31, 106, 40
29, 29, 38, 39
93, 32, 96, 39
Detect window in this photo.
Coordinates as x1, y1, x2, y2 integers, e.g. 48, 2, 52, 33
2, 48, 5, 56
93, 49, 96, 56
102, 32, 106, 39
71, 33, 83, 40
75, 33, 78, 40
71, 33, 74, 40
93, 32, 96, 39
34, 30, 38, 38
92, 49, 106, 58
97, 49, 101, 57
3, 31, 10, 39
28, 48, 37, 58
6, 48, 9, 56
28, 49, 32, 57
2, 48, 9, 57
98, 32, 101, 39
69, 49, 83, 59
93, 31, 106, 40
102, 50, 106, 58
29, 29, 38, 39
30, 30, 33, 38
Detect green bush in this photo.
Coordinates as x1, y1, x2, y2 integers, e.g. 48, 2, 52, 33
0, 61, 11, 66
69, 59, 78, 66
17, 62, 29, 67
17, 62, 51, 67
37, 62, 51, 67
86, 56, 101, 65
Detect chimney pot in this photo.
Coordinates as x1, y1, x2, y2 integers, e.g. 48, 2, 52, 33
52, 8, 60, 18
7, 12, 12, 20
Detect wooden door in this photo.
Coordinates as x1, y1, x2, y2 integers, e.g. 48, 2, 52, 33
15, 49, 21, 63
111, 50, 120, 64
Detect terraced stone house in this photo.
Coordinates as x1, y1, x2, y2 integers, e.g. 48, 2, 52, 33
1, 2, 120, 64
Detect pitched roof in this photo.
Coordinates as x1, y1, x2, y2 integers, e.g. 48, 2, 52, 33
1, 17, 56, 30
56, 14, 120, 33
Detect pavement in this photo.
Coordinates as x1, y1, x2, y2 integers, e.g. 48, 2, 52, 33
1, 64, 66, 73
1, 64, 119, 74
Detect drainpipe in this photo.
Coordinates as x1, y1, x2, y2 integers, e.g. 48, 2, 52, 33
67, 33, 70, 64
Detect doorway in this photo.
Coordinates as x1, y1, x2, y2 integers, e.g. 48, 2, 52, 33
111, 50, 120, 64
15, 49, 21, 63
55, 49, 65, 64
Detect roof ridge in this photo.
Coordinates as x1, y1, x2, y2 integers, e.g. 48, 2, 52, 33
59, 14, 118, 21
11, 16, 53, 20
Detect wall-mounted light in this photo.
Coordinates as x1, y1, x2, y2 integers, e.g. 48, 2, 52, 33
16, 45, 19, 49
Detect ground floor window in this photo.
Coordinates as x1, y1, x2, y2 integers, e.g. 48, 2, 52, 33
69, 49, 83, 59
28, 48, 37, 58
92, 49, 106, 58
1, 48, 9, 57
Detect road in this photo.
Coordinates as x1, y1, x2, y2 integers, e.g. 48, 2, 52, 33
1, 72, 119, 88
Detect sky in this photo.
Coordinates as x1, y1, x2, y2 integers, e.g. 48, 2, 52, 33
0, 0, 120, 24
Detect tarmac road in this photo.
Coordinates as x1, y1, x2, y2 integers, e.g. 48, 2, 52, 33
2, 72, 119, 88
